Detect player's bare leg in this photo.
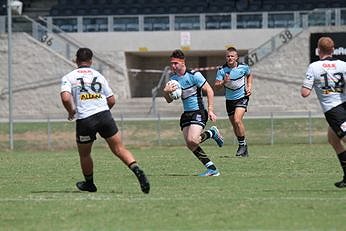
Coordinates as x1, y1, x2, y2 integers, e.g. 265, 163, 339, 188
230, 107, 248, 157
328, 127, 345, 154
106, 133, 136, 165
106, 133, 150, 193
76, 142, 97, 192
183, 125, 220, 176
328, 127, 346, 188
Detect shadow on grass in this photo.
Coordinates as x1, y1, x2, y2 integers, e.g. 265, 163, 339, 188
262, 189, 339, 193
163, 173, 194, 177
30, 190, 125, 194
31, 190, 88, 193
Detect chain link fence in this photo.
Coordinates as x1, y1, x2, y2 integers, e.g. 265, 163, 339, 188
0, 111, 328, 151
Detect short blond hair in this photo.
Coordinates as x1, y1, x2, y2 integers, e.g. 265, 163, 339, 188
318, 37, 334, 55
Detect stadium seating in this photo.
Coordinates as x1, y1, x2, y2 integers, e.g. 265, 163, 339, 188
49, 0, 346, 16
0, 0, 6, 15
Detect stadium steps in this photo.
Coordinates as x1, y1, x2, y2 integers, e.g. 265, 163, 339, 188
9, 14, 132, 101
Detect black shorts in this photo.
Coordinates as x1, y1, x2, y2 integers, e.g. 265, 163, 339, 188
76, 110, 118, 144
226, 96, 249, 116
180, 109, 208, 130
325, 102, 346, 138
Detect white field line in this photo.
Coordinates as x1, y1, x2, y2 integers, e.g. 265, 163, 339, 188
1, 195, 346, 202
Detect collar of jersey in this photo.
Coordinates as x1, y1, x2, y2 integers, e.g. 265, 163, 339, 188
320, 57, 337, 61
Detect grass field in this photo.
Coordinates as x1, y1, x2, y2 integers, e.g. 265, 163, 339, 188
1, 143, 346, 231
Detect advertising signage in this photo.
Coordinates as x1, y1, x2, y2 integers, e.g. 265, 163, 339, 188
310, 32, 346, 62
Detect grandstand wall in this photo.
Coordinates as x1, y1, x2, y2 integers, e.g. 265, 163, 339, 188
0, 33, 74, 119
70, 29, 282, 52
1, 25, 345, 119
0, 33, 131, 119
70, 29, 281, 98
250, 25, 346, 113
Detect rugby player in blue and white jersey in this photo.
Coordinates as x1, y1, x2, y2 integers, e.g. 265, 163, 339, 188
214, 47, 253, 157
301, 37, 346, 188
60, 48, 150, 193
163, 49, 224, 176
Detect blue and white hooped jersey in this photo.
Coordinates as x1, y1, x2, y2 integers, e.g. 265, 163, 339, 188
303, 57, 346, 113
170, 70, 206, 112
216, 63, 251, 100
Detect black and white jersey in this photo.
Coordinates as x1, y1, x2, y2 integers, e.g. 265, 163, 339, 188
303, 57, 346, 112
61, 67, 113, 119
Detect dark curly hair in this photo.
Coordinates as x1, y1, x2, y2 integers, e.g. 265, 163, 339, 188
170, 49, 185, 60
76, 48, 93, 62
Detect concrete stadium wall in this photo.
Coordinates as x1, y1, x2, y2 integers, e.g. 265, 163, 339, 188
68, 29, 283, 98
250, 26, 346, 114
0, 33, 130, 119
69, 29, 282, 52
0, 33, 74, 119
1, 26, 345, 119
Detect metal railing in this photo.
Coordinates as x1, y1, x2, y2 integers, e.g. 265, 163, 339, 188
243, 8, 342, 66
3, 15, 125, 75
0, 14, 130, 97
41, 8, 346, 32
150, 66, 170, 116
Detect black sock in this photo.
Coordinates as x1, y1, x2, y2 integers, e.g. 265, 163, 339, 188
237, 136, 246, 146
129, 161, 144, 177
128, 161, 138, 170
200, 130, 212, 143
193, 146, 216, 170
84, 173, 94, 184
128, 161, 141, 174
337, 151, 346, 181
